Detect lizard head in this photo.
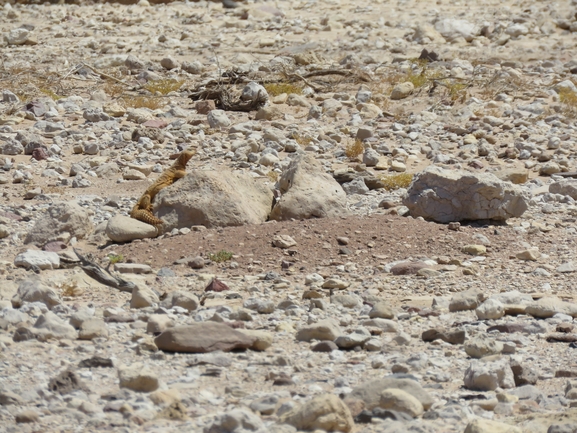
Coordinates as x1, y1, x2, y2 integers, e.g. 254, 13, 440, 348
179, 148, 197, 166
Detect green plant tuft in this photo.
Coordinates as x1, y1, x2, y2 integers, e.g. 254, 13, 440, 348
209, 250, 234, 263
108, 253, 124, 265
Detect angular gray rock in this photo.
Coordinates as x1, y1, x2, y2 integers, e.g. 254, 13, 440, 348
154, 323, 256, 353
33, 311, 77, 341
403, 166, 528, 223
24, 201, 94, 245
463, 356, 515, 391
159, 291, 199, 311
204, 408, 265, 433
550, 180, 577, 200
449, 288, 488, 312
270, 154, 348, 221
154, 169, 273, 230
11, 279, 61, 310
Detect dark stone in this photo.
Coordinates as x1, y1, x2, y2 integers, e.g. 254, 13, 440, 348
547, 423, 577, 433
205, 278, 230, 292
419, 48, 439, 62
13, 327, 35, 342
354, 410, 373, 424
555, 370, 577, 378
48, 370, 85, 395
312, 341, 338, 352
222, 0, 239, 8
195, 100, 216, 115
78, 356, 114, 369
31, 147, 49, 161
546, 333, 577, 343
557, 323, 574, 333
272, 373, 294, 386
510, 360, 538, 386
372, 407, 413, 421
43, 241, 67, 252
422, 328, 466, 345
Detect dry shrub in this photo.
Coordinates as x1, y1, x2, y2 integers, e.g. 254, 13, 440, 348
345, 139, 364, 160
293, 134, 313, 146
380, 173, 413, 191
264, 82, 303, 97
144, 79, 184, 95
559, 88, 577, 118
121, 96, 164, 110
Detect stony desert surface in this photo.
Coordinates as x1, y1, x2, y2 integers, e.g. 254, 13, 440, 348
3, 0, 577, 432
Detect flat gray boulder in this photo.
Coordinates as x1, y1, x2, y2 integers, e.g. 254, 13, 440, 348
154, 322, 256, 353
403, 166, 528, 223
270, 153, 348, 220
154, 170, 273, 230
344, 376, 434, 411
12, 278, 61, 309
14, 250, 59, 270
24, 201, 94, 245
549, 179, 577, 200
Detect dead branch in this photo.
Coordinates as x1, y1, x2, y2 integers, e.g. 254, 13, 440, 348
73, 248, 136, 293
189, 86, 268, 112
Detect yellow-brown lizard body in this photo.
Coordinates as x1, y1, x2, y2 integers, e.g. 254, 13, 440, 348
130, 149, 195, 228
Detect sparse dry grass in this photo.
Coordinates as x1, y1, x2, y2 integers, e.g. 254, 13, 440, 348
559, 88, 577, 118
144, 79, 184, 95
267, 171, 279, 182
380, 173, 413, 190
121, 96, 164, 110
264, 82, 303, 97
345, 139, 364, 160
293, 134, 314, 146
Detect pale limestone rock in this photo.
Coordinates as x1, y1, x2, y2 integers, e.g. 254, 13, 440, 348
118, 363, 159, 392
106, 215, 158, 243
280, 394, 354, 433
379, 389, 424, 418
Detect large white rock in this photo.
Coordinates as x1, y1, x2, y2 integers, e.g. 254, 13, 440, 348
270, 154, 348, 220
106, 215, 158, 242
204, 408, 265, 433
14, 250, 60, 270
403, 166, 528, 223
464, 356, 515, 391
434, 18, 479, 42
24, 201, 94, 245
154, 170, 273, 230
